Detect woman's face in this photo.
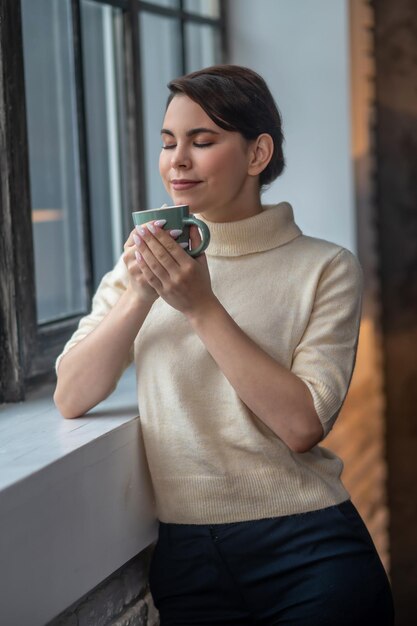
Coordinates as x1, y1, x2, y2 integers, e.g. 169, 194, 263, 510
159, 95, 257, 220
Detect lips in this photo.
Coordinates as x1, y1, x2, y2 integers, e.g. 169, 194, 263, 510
171, 179, 202, 191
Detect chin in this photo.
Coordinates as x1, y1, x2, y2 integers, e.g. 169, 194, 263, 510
169, 194, 185, 207
171, 196, 199, 212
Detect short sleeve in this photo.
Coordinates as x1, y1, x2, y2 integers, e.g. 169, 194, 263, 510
291, 248, 363, 438
55, 253, 134, 377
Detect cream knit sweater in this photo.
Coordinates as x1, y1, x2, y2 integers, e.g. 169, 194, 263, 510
57, 203, 363, 524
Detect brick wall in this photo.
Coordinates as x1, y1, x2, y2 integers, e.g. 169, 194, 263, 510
47, 545, 159, 626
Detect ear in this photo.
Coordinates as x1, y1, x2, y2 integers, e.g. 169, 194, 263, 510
247, 133, 274, 177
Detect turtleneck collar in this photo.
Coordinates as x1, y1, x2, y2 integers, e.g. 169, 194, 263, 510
194, 202, 302, 257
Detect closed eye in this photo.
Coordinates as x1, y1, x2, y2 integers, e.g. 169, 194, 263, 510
162, 142, 213, 149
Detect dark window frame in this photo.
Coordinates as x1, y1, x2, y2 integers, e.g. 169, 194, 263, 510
0, 0, 227, 402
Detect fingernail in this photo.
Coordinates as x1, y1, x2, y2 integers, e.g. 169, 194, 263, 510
170, 229, 183, 238
135, 251, 142, 262
154, 219, 167, 227
179, 242, 189, 249
133, 234, 141, 246
136, 225, 146, 236
146, 223, 156, 234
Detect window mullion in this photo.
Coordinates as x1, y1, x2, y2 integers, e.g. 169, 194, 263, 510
179, 0, 186, 74
81, 0, 128, 8
0, 0, 37, 402
70, 0, 94, 306
219, 0, 228, 63
125, 0, 147, 210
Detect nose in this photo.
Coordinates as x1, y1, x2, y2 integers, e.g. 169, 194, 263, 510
170, 144, 191, 169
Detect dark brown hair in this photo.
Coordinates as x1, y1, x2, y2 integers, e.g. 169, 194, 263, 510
166, 64, 285, 188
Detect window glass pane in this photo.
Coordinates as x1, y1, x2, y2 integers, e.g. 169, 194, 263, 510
81, 1, 128, 289
21, 0, 87, 324
139, 14, 182, 209
185, 23, 221, 73
184, 0, 220, 18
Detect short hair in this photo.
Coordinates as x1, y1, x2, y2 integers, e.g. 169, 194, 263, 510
166, 64, 285, 188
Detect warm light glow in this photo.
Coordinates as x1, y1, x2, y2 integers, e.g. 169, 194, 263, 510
32, 209, 64, 223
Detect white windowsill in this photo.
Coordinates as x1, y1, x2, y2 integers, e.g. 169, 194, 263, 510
0, 365, 158, 626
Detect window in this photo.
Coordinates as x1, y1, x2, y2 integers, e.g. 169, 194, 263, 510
0, 0, 226, 402
21, 0, 89, 324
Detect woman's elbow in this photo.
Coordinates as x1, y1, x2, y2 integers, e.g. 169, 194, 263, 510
53, 388, 84, 419
288, 413, 324, 454
53, 379, 117, 418
53, 379, 92, 419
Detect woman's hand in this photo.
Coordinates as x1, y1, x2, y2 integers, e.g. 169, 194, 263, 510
123, 228, 160, 304
133, 220, 217, 317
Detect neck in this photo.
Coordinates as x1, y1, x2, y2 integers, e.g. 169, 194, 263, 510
196, 185, 263, 223
200, 203, 263, 223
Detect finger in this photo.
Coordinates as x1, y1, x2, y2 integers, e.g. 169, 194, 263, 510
136, 222, 190, 270
123, 229, 140, 268
134, 247, 164, 291
124, 227, 139, 249
134, 226, 172, 283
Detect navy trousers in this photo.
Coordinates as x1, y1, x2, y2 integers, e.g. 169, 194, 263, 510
149, 500, 395, 625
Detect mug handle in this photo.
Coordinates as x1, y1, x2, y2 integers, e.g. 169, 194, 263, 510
182, 216, 210, 257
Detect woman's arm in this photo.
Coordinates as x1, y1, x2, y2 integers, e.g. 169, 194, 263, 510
54, 287, 153, 418
185, 248, 363, 453
186, 299, 323, 453
54, 229, 159, 418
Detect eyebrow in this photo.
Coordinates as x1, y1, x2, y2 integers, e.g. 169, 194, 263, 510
160, 127, 220, 137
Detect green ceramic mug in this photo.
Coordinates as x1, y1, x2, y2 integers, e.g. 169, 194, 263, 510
132, 204, 210, 257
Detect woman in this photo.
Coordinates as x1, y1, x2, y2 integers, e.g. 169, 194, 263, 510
54, 65, 394, 625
